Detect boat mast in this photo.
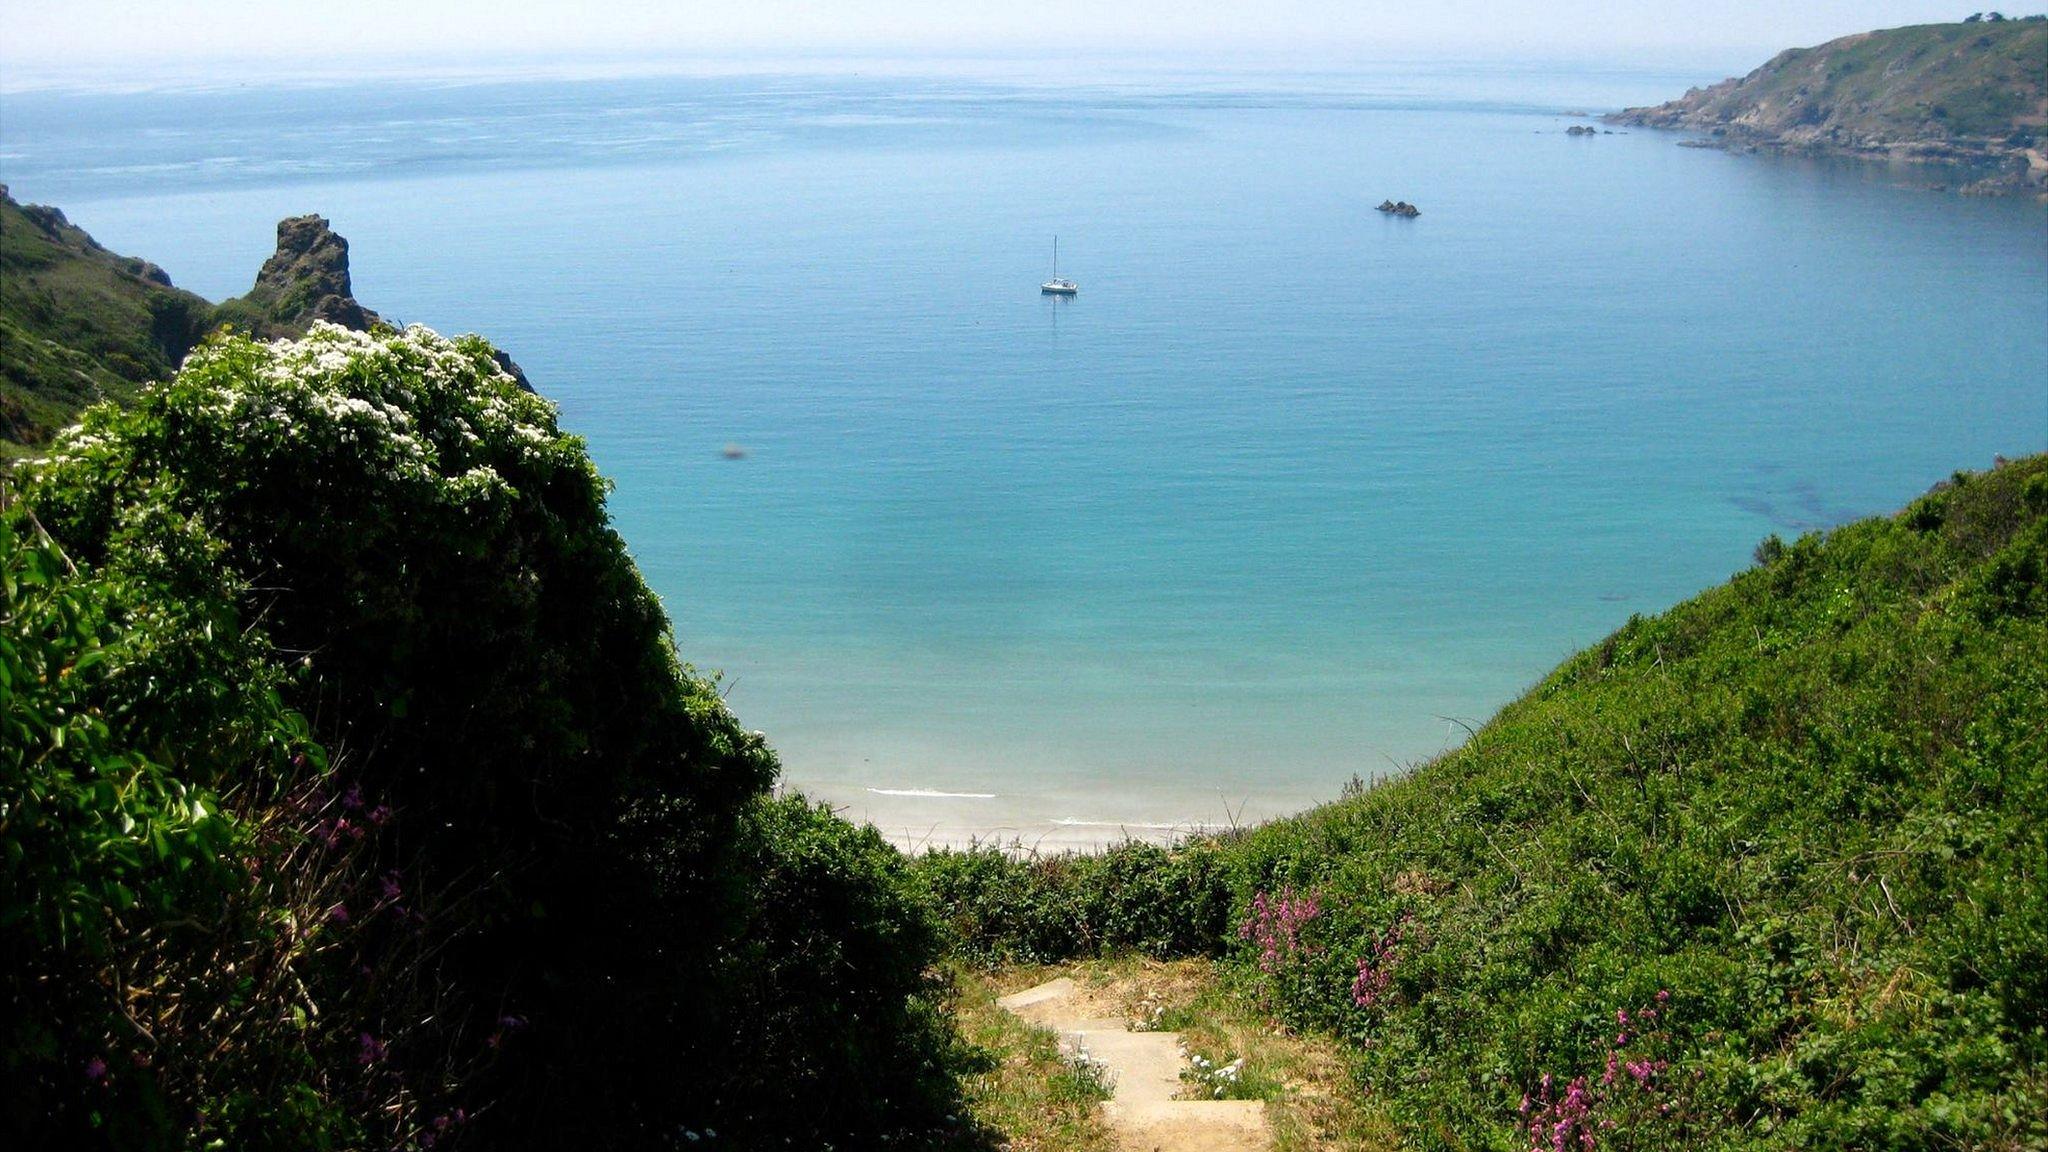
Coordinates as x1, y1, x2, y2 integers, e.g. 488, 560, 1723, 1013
1053, 235, 1059, 279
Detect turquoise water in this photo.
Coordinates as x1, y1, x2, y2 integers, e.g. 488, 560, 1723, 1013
5, 69, 2044, 844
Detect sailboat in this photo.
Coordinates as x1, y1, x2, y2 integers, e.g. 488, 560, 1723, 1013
1040, 236, 1078, 295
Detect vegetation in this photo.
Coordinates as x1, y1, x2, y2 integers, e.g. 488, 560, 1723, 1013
1, 191, 393, 462
915, 838, 1236, 963
915, 456, 2048, 1150
3, 323, 973, 1149
0, 191, 215, 460
943, 965, 1120, 1152
1612, 18, 2048, 191
5, 190, 2043, 1150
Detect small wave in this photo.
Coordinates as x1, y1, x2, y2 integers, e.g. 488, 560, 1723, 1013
867, 787, 998, 799
1051, 818, 1195, 830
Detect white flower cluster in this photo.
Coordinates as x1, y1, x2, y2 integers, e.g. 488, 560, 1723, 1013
1065, 1043, 1116, 1095
1180, 1046, 1246, 1099
1128, 992, 1168, 1031
153, 322, 579, 505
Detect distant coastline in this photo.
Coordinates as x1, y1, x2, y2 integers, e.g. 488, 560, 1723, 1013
1610, 18, 2048, 197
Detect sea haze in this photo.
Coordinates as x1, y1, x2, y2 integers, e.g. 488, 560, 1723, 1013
5, 66, 2044, 846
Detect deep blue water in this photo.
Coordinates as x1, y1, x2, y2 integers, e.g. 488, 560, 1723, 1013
5, 68, 2044, 844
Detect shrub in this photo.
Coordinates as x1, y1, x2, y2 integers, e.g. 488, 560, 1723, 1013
10, 324, 957, 1148
1, 498, 469, 1149
910, 838, 1235, 962
702, 794, 968, 1146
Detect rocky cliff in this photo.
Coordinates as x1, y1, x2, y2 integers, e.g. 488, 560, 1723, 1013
221, 213, 384, 333
1610, 18, 2048, 194
216, 213, 528, 386
3, 192, 527, 457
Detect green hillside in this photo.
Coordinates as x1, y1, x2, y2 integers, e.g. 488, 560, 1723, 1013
919, 456, 2048, 1149
2, 189, 402, 461
1613, 18, 2048, 192
0, 190, 215, 460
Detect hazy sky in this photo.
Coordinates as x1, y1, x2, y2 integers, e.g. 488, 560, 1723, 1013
0, 1, 2022, 79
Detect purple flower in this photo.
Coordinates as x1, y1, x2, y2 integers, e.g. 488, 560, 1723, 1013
1240, 887, 1324, 973
84, 1056, 108, 1084
1352, 916, 1408, 1009
357, 1032, 387, 1066
327, 902, 350, 924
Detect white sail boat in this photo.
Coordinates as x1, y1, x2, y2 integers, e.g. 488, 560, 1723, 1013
1041, 236, 1078, 295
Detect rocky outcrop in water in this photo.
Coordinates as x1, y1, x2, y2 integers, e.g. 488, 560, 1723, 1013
1376, 199, 1421, 217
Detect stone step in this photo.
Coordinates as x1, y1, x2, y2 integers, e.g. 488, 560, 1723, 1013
996, 975, 1272, 1151
1061, 1029, 1184, 1103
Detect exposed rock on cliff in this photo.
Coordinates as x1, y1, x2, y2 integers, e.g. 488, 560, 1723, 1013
220, 213, 382, 334
1609, 18, 2048, 194
4, 192, 533, 457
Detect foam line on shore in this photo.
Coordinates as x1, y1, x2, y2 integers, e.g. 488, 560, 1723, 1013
866, 787, 999, 799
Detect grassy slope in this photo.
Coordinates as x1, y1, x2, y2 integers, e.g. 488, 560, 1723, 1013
1613, 19, 2048, 176
920, 457, 2048, 1149
1216, 456, 2048, 1149
0, 191, 216, 460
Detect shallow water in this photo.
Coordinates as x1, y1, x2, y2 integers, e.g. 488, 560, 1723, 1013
5, 66, 2044, 845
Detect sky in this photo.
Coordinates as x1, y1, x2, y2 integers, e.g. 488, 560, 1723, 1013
0, 1, 2025, 84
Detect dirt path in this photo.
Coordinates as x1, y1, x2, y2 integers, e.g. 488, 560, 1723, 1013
998, 976, 1271, 1152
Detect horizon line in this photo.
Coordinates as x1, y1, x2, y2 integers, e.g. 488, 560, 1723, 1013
0, 44, 1766, 98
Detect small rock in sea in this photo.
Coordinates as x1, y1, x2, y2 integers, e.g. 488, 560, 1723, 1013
1375, 199, 1421, 217
721, 444, 746, 460
1566, 124, 1598, 136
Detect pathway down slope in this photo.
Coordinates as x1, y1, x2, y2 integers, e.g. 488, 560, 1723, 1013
998, 977, 1270, 1152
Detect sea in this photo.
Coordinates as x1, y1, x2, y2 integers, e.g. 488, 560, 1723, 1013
4, 60, 2044, 847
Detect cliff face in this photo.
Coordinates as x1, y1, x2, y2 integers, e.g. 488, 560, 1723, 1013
1611, 19, 2048, 193
3, 193, 527, 458
231, 214, 384, 333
